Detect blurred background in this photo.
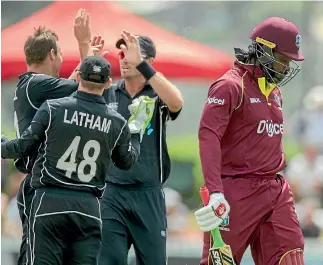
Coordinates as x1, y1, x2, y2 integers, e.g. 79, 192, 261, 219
1, 1, 323, 265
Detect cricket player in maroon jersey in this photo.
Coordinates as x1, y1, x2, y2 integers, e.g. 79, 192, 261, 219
194, 17, 305, 265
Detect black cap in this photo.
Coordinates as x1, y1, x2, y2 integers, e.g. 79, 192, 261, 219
79, 56, 111, 83
116, 35, 156, 59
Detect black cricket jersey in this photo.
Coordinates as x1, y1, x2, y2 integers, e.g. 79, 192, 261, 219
13, 72, 79, 173
103, 80, 181, 186
2, 91, 141, 197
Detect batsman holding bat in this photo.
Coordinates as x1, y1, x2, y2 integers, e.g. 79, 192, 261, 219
195, 17, 305, 265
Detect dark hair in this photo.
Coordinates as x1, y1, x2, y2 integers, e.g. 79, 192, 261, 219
24, 26, 59, 65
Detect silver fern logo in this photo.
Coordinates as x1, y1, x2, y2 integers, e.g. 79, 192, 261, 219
107, 102, 118, 110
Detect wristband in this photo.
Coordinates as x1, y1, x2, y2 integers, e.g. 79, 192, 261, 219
136, 61, 156, 80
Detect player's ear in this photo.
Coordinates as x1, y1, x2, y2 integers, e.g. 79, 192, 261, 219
104, 77, 112, 89
76, 72, 81, 83
49, 49, 56, 61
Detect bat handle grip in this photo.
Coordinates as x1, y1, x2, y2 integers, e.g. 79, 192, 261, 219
200, 186, 210, 206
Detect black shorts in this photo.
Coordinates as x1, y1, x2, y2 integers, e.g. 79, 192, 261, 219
28, 187, 101, 265
98, 184, 167, 265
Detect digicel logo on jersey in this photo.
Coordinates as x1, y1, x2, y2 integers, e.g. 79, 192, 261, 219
206, 97, 225, 105
257, 120, 284, 137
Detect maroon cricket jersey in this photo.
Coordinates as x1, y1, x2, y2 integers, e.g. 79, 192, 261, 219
199, 61, 286, 193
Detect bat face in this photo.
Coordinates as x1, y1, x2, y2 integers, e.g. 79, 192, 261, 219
210, 245, 235, 265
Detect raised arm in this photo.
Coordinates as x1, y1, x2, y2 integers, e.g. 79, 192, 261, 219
119, 30, 183, 116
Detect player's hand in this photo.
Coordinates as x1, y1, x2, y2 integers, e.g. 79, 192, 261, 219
194, 192, 230, 232
1, 134, 9, 143
73, 8, 91, 45
119, 30, 143, 66
91, 36, 109, 57
128, 96, 156, 142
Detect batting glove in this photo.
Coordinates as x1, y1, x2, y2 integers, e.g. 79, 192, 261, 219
128, 96, 156, 142
194, 192, 230, 232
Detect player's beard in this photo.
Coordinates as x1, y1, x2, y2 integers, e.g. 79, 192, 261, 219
261, 62, 290, 86
269, 68, 288, 84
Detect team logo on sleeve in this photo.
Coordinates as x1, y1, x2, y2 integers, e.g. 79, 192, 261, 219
274, 94, 281, 108
206, 97, 225, 105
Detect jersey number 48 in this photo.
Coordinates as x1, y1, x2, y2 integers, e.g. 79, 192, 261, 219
56, 136, 100, 182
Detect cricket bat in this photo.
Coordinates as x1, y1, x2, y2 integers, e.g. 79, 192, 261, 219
200, 186, 235, 265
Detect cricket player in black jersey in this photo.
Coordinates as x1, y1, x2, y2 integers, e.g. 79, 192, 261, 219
98, 31, 183, 265
12, 9, 102, 265
1, 55, 155, 265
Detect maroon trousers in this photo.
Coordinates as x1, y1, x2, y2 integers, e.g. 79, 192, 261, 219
200, 175, 304, 265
